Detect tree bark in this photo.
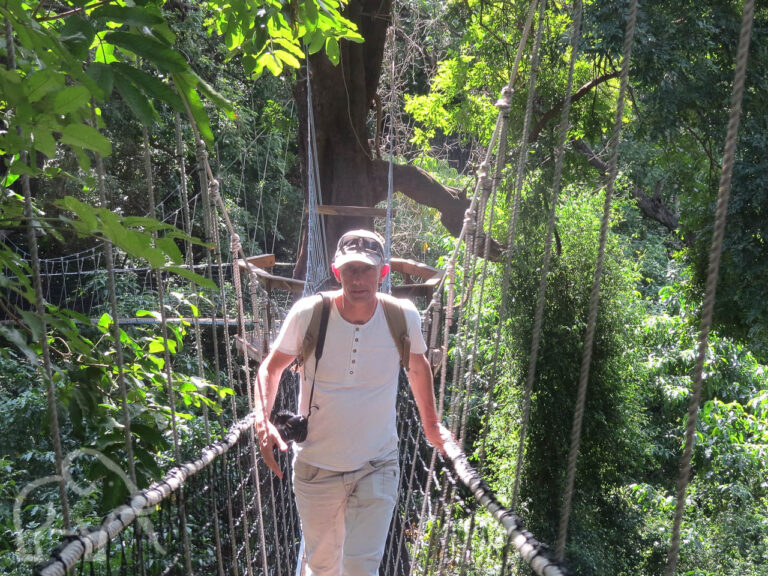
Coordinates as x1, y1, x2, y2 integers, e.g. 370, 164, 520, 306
293, 0, 499, 275
571, 138, 680, 232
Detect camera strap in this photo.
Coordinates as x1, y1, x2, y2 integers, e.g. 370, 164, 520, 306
306, 292, 332, 418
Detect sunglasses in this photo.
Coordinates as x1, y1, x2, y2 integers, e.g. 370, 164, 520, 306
338, 236, 384, 257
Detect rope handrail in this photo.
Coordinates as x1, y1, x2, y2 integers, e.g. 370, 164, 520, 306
34, 411, 260, 576
33, 405, 571, 576
443, 438, 568, 576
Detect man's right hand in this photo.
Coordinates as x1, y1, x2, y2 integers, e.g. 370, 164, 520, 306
256, 421, 289, 479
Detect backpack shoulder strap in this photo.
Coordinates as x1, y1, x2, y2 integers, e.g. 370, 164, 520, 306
298, 292, 332, 366
378, 293, 411, 372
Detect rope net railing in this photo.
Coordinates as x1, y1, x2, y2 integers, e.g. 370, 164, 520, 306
33, 375, 302, 576
30, 367, 564, 576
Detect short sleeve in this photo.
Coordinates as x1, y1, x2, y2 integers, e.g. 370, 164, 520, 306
271, 296, 318, 356
400, 298, 427, 355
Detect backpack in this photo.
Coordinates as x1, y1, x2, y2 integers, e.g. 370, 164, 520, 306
297, 292, 412, 372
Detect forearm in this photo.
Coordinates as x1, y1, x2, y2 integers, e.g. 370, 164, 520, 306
408, 354, 441, 429
253, 349, 295, 436
254, 364, 280, 425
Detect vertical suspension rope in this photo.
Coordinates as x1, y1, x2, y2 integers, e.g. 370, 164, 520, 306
175, 114, 226, 576
230, 234, 273, 576
93, 108, 137, 487
142, 125, 194, 576
9, 13, 71, 530
304, 53, 329, 295
474, 0, 539, 469
509, 0, 550, 511
382, 22, 397, 295
664, 1, 754, 573
92, 100, 147, 575
455, 0, 547, 568
555, 0, 637, 559
23, 169, 72, 531
197, 139, 256, 576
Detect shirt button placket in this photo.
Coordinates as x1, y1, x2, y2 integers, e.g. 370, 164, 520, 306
350, 327, 360, 375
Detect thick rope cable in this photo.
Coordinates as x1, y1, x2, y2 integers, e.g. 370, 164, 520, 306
183, 103, 280, 576
443, 438, 568, 576
509, 0, 550, 511
409, 3, 544, 567
458, 2, 545, 564
34, 411, 262, 576
555, 0, 624, 560
195, 137, 257, 576
664, 1, 754, 573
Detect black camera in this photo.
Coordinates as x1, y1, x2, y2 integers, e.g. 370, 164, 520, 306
271, 410, 308, 443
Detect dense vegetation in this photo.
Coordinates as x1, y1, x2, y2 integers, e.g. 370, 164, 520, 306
1, 1, 766, 575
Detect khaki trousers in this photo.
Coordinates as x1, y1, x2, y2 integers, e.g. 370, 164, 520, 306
293, 451, 400, 576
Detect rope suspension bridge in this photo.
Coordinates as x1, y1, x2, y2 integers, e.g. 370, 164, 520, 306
5, 1, 756, 575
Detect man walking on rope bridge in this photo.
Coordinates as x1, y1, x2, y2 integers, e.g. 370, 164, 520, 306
254, 228, 452, 576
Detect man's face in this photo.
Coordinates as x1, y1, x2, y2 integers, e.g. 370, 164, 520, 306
337, 262, 382, 304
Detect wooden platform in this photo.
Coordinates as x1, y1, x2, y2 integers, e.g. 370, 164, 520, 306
237, 254, 443, 300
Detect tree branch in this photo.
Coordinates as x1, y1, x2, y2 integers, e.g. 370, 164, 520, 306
372, 160, 503, 259
529, 71, 620, 143
572, 138, 680, 231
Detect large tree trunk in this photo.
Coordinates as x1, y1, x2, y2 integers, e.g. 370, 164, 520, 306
293, 0, 490, 277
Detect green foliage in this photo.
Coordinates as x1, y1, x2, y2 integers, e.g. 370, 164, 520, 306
633, 276, 768, 575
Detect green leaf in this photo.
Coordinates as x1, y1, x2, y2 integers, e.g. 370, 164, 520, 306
93, 34, 118, 64
59, 14, 96, 60
112, 63, 184, 112
262, 51, 283, 76
91, 5, 166, 28
302, 1, 319, 27
57, 196, 99, 233
275, 49, 301, 69
113, 67, 159, 125
26, 69, 64, 103
172, 72, 213, 147
32, 128, 57, 158
59, 123, 112, 157
325, 36, 339, 66
148, 339, 166, 354
305, 30, 326, 54
105, 31, 188, 74
130, 423, 168, 450
194, 74, 236, 118
164, 266, 217, 290
53, 86, 92, 115
0, 326, 39, 366
155, 237, 183, 265
86, 62, 114, 97
137, 310, 161, 320
97, 313, 113, 331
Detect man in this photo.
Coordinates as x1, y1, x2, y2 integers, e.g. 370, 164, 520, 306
254, 229, 451, 576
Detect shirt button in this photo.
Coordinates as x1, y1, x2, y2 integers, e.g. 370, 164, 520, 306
352, 349, 357, 353
355, 338, 359, 342
349, 370, 354, 374
352, 360, 356, 364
